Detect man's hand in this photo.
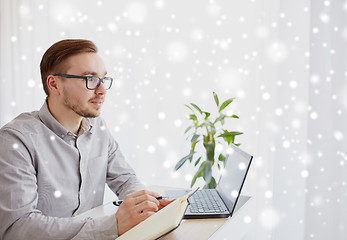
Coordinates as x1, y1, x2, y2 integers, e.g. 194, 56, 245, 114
115, 190, 173, 236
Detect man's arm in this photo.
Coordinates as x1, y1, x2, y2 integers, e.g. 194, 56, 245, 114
0, 128, 118, 240
104, 126, 145, 199
103, 125, 173, 236
3, 212, 118, 240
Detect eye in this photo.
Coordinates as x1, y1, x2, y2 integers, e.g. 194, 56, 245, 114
86, 76, 100, 89
90, 76, 100, 83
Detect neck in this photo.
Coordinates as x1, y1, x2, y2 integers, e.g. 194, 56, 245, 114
47, 98, 83, 135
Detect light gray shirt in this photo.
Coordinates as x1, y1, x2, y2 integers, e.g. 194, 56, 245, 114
0, 102, 144, 239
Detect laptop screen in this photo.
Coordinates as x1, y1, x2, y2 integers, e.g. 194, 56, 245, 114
216, 144, 253, 216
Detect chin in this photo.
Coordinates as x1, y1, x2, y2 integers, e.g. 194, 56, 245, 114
77, 109, 101, 118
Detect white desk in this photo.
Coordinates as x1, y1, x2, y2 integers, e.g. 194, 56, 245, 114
75, 188, 252, 240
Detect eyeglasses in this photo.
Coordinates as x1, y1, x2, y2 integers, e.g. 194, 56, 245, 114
53, 74, 113, 90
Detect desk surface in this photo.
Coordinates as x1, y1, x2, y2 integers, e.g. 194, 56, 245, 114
75, 187, 251, 240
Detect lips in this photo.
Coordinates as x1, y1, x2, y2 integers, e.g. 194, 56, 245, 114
90, 98, 104, 106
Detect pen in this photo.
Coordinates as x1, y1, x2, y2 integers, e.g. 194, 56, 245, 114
113, 196, 166, 206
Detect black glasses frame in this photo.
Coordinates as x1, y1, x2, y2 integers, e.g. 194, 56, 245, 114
53, 73, 113, 90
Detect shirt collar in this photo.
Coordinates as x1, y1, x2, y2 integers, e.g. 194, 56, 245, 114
38, 100, 93, 139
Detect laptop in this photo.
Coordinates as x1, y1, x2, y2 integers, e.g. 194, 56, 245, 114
166, 144, 253, 219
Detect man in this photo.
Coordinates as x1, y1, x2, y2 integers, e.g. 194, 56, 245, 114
0, 39, 171, 239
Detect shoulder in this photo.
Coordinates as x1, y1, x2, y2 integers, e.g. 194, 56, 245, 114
0, 111, 41, 136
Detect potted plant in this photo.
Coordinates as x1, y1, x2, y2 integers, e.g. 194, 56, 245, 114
174, 92, 243, 189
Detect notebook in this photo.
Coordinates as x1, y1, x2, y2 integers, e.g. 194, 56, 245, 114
116, 188, 199, 240
166, 143, 253, 219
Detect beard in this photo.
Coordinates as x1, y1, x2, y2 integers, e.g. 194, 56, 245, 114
62, 90, 102, 118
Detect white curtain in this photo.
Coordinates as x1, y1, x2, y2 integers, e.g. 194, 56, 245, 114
1, 0, 346, 239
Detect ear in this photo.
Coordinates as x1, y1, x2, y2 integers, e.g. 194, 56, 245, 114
46, 75, 61, 96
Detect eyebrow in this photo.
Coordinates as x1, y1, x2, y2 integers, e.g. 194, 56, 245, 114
81, 71, 107, 77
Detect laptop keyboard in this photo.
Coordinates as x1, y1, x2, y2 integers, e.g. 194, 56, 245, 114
188, 189, 228, 213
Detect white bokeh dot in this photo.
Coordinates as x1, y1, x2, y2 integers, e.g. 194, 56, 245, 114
238, 162, 246, 170
167, 41, 188, 62
11, 36, 17, 42
244, 215, 252, 224
282, 140, 291, 149
259, 208, 280, 229
174, 119, 182, 127
231, 190, 239, 198
262, 92, 271, 101
266, 41, 288, 62
310, 112, 318, 120
289, 81, 297, 88
275, 108, 283, 116
54, 190, 62, 198
163, 160, 171, 168
27, 80, 35, 88
301, 170, 309, 178
265, 191, 273, 199
185, 174, 193, 182
157, 137, 167, 146
334, 131, 344, 141
320, 13, 330, 23
158, 112, 166, 120
147, 145, 156, 153
125, 2, 148, 24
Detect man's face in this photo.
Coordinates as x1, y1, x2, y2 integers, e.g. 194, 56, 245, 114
59, 52, 108, 118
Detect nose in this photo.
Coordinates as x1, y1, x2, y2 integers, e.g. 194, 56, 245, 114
95, 82, 106, 95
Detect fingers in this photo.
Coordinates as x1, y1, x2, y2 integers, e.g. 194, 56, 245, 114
133, 193, 160, 207
128, 189, 160, 199
123, 190, 160, 212
116, 190, 162, 236
158, 198, 175, 210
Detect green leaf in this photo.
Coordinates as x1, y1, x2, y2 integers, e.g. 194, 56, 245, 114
203, 139, 215, 162
188, 114, 197, 121
211, 126, 216, 135
218, 131, 243, 145
190, 139, 199, 151
191, 134, 200, 143
184, 125, 194, 134
218, 153, 226, 162
213, 92, 219, 107
203, 112, 211, 120
189, 136, 200, 162
219, 98, 235, 112
204, 177, 217, 189
190, 164, 203, 187
185, 104, 194, 112
230, 114, 239, 119
174, 152, 195, 171
218, 131, 243, 138
203, 120, 214, 128
190, 103, 203, 115
214, 114, 226, 125
194, 156, 202, 166
201, 161, 212, 183
188, 114, 198, 125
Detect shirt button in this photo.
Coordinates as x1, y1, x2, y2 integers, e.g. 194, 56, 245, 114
61, 134, 65, 138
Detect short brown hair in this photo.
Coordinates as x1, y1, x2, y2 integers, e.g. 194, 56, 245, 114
40, 39, 98, 95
